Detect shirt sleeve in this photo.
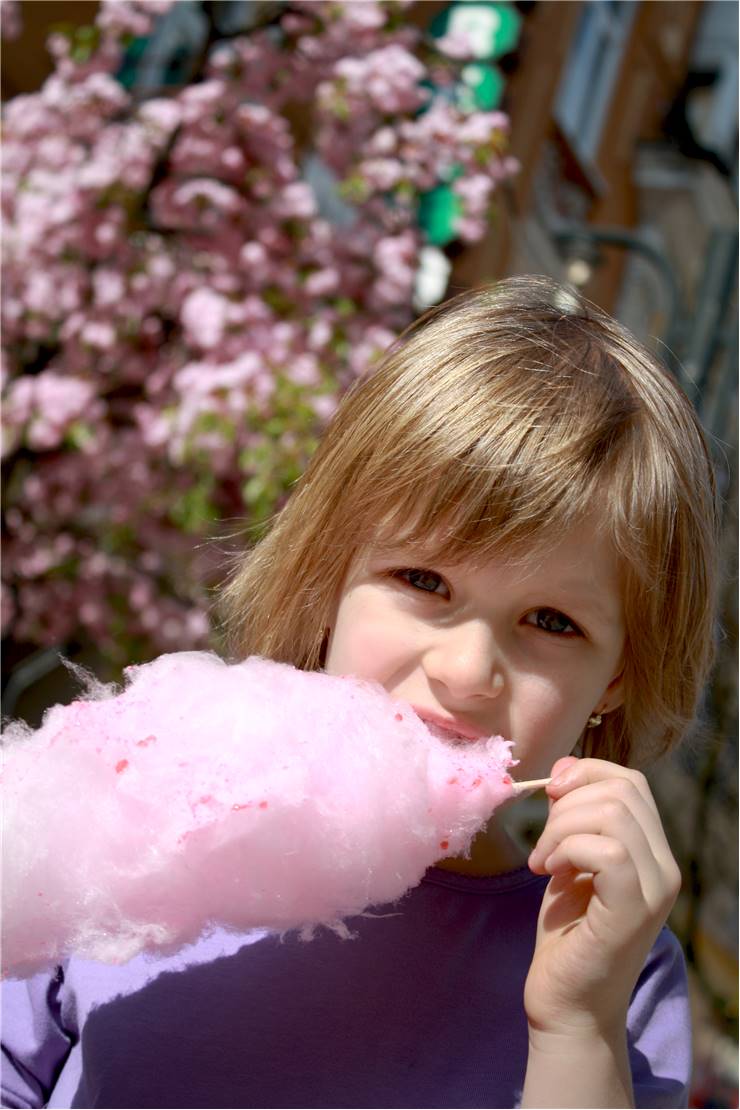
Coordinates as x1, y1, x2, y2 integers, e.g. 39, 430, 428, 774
1, 969, 74, 1109
628, 926, 692, 1109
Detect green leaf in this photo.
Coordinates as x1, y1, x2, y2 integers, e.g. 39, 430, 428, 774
168, 480, 217, 534
65, 422, 95, 450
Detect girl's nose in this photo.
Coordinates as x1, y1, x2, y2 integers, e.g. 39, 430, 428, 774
423, 622, 503, 701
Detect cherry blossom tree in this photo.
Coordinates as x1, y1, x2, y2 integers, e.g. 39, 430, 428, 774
2, 0, 518, 665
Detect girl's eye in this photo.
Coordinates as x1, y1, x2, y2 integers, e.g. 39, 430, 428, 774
526, 608, 581, 636
393, 568, 450, 598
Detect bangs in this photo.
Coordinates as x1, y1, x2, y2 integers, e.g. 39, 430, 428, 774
342, 338, 647, 571
367, 454, 603, 568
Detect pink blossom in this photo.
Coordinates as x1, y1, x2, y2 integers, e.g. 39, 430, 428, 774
174, 353, 265, 398
95, 222, 119, 246
348, 324, 396, 375
42, 72, 129, 127
339, 2, 387, 30
456, 217, 487, 243
311, 394, 338, 423
239, 242, 268, 269
141, 0, 176, 12
135, 405, 170, 449
332, 45, 427, 115
93, 269, 126, 306
77, 156, 119, 191
98, 0, 175, 39
5, 372, 101, 451
1, 0, 518, 665
275, 182, 317, 220
138, 97, 182, 136
305, 268, 340, 296
454, 173, 492, 205
173, 179, 244, 214
81, 321, 116, 349
180, 289, 231, 350
458, 111, 510, 144
368, 127, 398, 155
373, 230, 417, 275
308, 318, 334, 350
220, 147, 245, 172
358, 158, 404, 191
178, 80, 228, 125
184, 608, 211, 640
286, 353, 321, 386
23, 269, 84, 316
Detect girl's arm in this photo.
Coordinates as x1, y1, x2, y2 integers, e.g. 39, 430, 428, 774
523, 1025, 632, 1108
1, 969, 74, 1109
521, 757, 683, 1109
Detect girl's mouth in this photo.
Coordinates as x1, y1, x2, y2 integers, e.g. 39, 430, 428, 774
425, 722, 473, 745
413, 709, 488, 744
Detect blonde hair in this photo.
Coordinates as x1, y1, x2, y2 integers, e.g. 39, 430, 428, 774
220, 275, 719, 766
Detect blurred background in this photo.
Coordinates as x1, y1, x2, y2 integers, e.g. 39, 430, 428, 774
1, 2, 737, 1104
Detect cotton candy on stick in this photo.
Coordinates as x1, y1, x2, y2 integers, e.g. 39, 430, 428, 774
2, 653, 516, 979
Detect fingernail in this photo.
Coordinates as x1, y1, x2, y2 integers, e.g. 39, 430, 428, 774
550, 770, 576, 789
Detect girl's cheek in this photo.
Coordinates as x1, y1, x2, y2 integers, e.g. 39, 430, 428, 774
327, 596, 417, 680
362, 617, 419, 669
515, 673, 572, 717
509, 675, 581, 751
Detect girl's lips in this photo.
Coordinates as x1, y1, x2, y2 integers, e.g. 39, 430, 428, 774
412, 708, 489, 742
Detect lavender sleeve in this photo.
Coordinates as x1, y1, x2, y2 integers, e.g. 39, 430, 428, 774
1, 969, 74, 1109
628, 927, 692, 1109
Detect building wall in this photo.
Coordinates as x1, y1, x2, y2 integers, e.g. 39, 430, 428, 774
450, 0, 705, 310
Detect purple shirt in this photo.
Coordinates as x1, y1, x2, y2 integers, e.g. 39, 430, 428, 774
2, 867, 690, 1109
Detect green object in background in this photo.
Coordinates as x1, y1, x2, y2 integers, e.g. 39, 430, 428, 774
420, 2, 520, 244
430, 2, 522, 61
418, 185, 463, 247
116, 37, 150, 90
458, 62, 505, 110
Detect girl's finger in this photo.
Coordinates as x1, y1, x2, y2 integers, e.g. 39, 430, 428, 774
547, 759, 656, 813
539, 778, 674, 869
542, 832, 647, 916
528, 798, 663, 905
543, 781, 670, 856
549, 754, 579, 783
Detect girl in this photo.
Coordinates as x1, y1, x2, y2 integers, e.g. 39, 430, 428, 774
2, 275, 719, 1109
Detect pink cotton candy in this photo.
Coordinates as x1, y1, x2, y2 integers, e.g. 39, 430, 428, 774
1, 653, 515, 978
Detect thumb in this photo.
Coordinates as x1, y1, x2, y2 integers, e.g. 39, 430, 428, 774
546, 755, 579, 810
549, 755, 579, 781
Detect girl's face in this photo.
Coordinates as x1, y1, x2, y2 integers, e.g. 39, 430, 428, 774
325, 518, 625, 781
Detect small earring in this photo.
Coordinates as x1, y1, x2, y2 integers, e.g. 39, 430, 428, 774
586, 712, 603, 728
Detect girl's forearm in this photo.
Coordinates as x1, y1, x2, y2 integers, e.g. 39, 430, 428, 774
520, 1025, 634, 1109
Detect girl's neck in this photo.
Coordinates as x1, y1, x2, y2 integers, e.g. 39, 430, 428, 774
434, 816, 530, 877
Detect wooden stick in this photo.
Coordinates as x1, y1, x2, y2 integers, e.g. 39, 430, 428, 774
510, 777, 551, 797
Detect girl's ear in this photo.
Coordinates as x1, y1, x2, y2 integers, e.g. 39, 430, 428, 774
599, 668, 625, 714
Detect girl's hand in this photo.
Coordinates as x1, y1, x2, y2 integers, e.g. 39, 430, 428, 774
524, 755, 681, 1037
